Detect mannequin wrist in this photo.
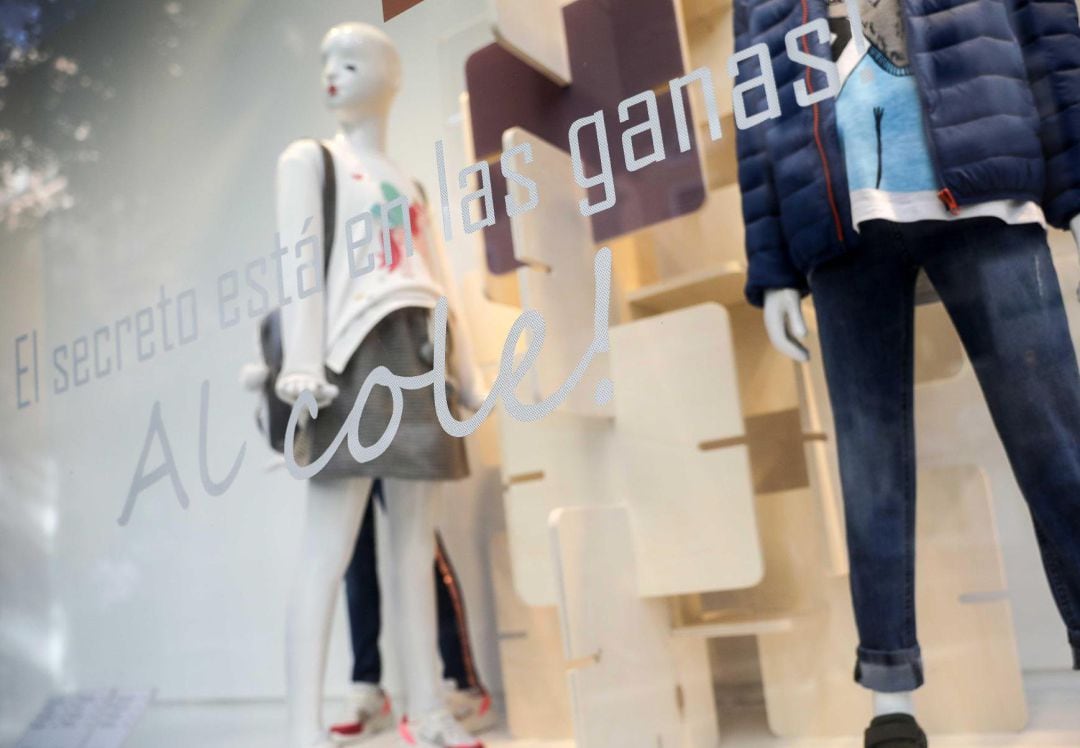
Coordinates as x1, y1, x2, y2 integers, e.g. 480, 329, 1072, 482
1069, 214, 1080, 244
764, 287, 801, 300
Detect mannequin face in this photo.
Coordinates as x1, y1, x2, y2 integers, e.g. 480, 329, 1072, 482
320, 23, 401, 122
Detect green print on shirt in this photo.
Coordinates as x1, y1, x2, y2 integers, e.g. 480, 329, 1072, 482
370, 182, 420, 273
371, 182, 408, 228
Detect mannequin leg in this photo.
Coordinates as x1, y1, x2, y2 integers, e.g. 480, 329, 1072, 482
344, 481, 383, 686
287, 475, 374, 747
922, 220, 1080, 665
810, 221, 926, 694
382, 478, 442, 717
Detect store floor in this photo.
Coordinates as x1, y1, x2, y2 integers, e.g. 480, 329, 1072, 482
125, 673, 1080, 747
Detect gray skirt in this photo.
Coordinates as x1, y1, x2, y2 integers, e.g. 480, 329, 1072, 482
298, 306, 469, 481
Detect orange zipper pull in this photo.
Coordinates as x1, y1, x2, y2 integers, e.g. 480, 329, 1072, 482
938, 188, 960, 215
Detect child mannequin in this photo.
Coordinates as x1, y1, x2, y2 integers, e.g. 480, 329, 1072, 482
274, 22, 486, 748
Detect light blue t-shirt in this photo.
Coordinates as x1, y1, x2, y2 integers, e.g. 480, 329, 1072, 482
837, 46, 937, 193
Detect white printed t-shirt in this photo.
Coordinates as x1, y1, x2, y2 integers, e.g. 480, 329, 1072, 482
320, 136, 445, 373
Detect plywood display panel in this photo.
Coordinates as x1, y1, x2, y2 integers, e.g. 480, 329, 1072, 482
498, 410, 613, 606
457, 269, 523, 372
504, 127, 614, 418
456, 92, 523, 307
551, 505, 683, 748
490, 532, 575, 740
616, 437, 759, 597
493, 0, 572, 85
610, 303, 743, 442
627, 264, 746, 319
465, 0, 705, 273
610, 304, 762, 597
670, 635, 723, 748
646, 184, 747, 278
694, 487, 829, 628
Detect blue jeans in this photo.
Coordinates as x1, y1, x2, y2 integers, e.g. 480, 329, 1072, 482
810, 218, 1080, 692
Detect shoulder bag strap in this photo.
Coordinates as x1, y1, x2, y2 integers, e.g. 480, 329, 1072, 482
316, 140, 336, 277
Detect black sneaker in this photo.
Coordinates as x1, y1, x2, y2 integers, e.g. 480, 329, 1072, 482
864, 713, 928, 747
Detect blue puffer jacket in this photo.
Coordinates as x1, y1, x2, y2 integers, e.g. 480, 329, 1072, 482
734, 0, 1080, 306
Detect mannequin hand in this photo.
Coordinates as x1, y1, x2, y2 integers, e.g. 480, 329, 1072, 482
275, 373, 339, 407
459, 384, 490, 414
1069, 215, 1080, 303
239, 362, 269, 391
763, 288, 810, 363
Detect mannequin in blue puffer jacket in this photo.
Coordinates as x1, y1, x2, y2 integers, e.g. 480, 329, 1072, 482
734, 1, 1080, 746
736, 0, 1080, 303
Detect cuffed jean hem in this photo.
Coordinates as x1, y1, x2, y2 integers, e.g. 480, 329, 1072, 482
854, 645, 924, 692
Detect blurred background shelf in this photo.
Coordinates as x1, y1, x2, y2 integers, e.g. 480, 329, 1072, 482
628, 262, 747, 318
672, 611, 798, 639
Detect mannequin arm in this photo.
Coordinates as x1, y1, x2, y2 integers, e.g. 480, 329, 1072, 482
763, 288, 810, 363
1070, 215, 1080, 303
240, 324, 269, 390
275, 140, 338, 406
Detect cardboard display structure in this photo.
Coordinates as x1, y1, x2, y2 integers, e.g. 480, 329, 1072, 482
449, 0, 1041, 742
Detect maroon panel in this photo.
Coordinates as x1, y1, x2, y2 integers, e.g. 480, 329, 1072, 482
383, 0, 427, 22
465, 0, 704, 274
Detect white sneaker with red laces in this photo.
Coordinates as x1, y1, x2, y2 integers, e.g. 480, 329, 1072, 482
398, 708, 483, 748
446, 688, 496, 735
329, 683, 394, 744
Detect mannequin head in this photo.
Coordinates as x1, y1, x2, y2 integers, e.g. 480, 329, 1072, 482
320, 22, 401, 124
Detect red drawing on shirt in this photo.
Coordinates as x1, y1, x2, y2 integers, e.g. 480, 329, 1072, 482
380, 202, 424, 272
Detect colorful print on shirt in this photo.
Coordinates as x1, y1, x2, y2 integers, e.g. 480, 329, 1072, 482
370, 181, 423, 273
829, 1, 937, 197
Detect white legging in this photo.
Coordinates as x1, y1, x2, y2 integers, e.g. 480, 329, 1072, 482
286, 475, 441, 747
